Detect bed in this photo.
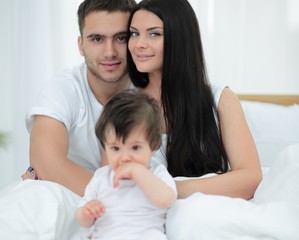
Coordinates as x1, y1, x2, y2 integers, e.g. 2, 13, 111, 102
0, 94, 298, 240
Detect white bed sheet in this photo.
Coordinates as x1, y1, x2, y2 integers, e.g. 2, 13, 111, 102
0, 143, 298, 239
0, 180, 86, 240
166, 143, 299, 240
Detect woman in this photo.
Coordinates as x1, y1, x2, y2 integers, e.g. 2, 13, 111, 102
127, 0, 262, 200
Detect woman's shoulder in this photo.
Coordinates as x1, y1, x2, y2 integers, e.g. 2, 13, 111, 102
211, 85, 226, 106
217, 87, 244, 121
211, 85, 240, 108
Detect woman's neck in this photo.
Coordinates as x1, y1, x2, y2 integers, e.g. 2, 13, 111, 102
143, 72, 162, 102
143, 71, 167, 133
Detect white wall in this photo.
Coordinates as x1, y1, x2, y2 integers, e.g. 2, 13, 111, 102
191, 0, 299, 94
0, 0, 14, 188
0, 0, 83, 189
1, 0, 298, 189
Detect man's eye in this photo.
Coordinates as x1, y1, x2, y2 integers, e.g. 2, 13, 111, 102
92, 37, 103, 42
117, 35, 128, 43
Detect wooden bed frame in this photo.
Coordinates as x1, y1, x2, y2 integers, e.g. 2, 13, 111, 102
238, 94, 299, 106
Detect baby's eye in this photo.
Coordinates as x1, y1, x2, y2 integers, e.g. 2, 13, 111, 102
132, 145, 141, 151
111, 146, 120, 152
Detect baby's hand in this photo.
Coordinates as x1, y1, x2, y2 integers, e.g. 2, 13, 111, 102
83, 200, 105, 219
113, 162, 143, 188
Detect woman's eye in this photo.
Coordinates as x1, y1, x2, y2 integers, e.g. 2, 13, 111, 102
150, 32, 161, 38
130, 31, 139, 38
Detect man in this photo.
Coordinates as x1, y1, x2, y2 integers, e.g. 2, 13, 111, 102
23, 0, 136, 196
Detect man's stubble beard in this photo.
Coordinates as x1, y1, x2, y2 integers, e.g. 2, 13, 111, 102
86, 60, 129, 84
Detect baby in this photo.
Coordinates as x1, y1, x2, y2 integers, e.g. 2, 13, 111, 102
76, 90, 177, 240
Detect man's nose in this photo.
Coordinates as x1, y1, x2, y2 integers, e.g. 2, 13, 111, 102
104, 40, 117, 58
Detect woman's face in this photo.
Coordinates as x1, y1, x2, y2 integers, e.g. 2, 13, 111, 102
128, 10, 164, 76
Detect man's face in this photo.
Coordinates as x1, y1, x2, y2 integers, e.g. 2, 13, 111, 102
78, 11, 130, 84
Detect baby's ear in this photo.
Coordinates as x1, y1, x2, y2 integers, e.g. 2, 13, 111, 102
100, 147, 109, 166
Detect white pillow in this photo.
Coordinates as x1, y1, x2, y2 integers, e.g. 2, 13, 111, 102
253, 143, 299, 204
241, 101, 299, 167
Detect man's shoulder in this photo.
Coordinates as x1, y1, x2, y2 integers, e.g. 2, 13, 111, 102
42, 63, 86, 94
55, 62, 86, 84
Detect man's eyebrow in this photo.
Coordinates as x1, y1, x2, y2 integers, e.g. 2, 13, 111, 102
86, 33, 102, 39
115, 31, 129, 36
86, 31, 128, 39
114, 31, 129, 38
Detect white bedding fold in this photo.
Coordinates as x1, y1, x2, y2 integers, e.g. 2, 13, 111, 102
0, 180, 85, 240
166, 193, 299, 240
166, 143, 299, 240
0, 144, 298, 239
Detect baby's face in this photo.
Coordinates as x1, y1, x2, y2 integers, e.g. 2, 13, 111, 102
104, 125, 153, 170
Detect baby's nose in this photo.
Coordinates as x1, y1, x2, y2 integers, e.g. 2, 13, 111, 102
120, 153, 132, 163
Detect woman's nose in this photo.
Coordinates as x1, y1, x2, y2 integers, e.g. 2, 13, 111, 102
135, 36, 148, 49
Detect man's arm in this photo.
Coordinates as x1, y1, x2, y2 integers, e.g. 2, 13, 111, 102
30, 115, 93, 196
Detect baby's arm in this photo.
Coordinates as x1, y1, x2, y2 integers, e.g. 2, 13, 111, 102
113, 163, 177, 208
76, 200, 105, 228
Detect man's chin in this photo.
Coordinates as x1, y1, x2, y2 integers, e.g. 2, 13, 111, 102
100, 76, 128, 84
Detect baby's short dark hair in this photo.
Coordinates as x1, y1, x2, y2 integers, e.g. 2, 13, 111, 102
96, 90, 162, 151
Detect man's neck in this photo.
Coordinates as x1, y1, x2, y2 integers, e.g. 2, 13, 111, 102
88, 76, 131, 105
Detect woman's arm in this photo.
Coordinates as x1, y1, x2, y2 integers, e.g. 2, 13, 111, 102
30, 115, 93, 196
176, 88, 262, 199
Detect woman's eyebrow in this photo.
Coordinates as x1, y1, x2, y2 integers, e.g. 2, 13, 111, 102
130, 26, 163, 31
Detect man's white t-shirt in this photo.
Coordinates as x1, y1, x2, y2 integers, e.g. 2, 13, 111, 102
26, 63, 225, 172
26, 63, 103, 172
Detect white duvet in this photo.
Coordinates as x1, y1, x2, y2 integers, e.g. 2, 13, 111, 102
0, 143, 299, 240
166, 143, 299, 240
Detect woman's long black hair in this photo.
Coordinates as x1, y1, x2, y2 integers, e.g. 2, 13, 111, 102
127, 0, 229, 177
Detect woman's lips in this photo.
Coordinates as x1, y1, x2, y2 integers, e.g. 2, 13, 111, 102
136, 54, 153, 62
